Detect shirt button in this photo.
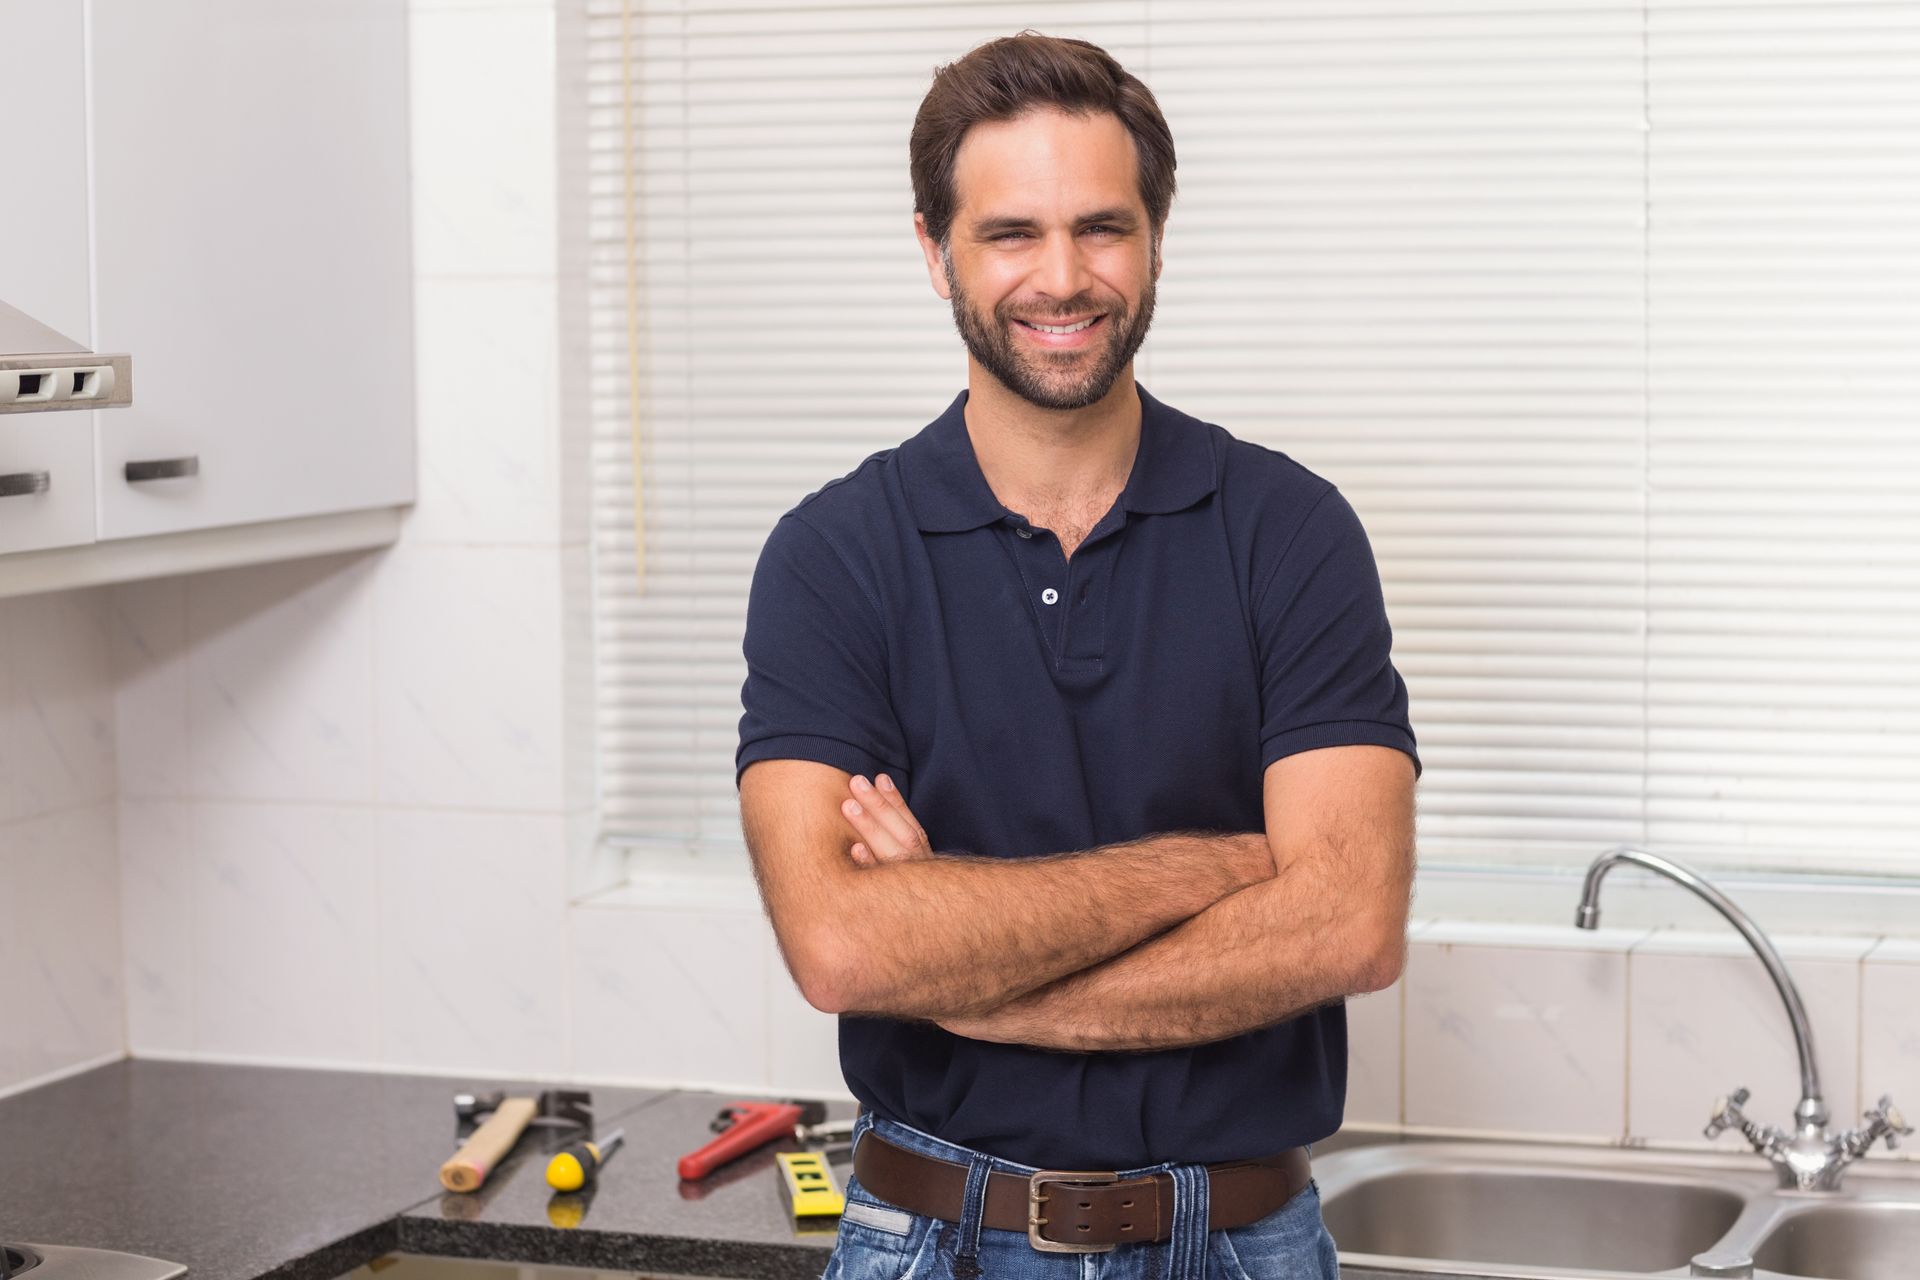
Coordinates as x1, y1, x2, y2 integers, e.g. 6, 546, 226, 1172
1016, 527, 1033, 539
1041, 588, 1059, 605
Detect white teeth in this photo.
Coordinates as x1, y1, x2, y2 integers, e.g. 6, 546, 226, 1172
1024, 316, 1098, 334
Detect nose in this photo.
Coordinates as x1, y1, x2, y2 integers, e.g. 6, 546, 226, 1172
1031, 228, 1094, 306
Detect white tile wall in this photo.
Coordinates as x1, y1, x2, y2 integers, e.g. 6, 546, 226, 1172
187, 554, 380, 804
110, 577, 191, 798
407, 276, 562, 547
3, 586, 116, 822
1405, 922, 1645, 1137
192, 802, 382, 1064
377, 808, 572, 1075
569, 904, 773, 1091
407, 3, 557, 279
1, 586, 122, 1095
117, 798, 194, 1054
1861, 939, 1920, 1160
371, 543, 567, 810
0, 804, 123, 1088
1628, 930, 1870, 1147
1344, 980, 1404, 1126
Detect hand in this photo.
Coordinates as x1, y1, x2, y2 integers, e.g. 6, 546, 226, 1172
841, 773, 934, 866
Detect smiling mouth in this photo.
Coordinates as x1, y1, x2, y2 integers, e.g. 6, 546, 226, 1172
1014, 314, 1106, 335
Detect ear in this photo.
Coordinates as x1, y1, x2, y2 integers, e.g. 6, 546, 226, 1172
914, 212, 952, 300
1152, 230, 1164, 283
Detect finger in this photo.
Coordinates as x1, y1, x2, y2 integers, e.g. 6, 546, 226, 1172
872, 774, 932, 850
850, 842, 873, 866
848, 777, 921, 854
841, 794, 913, 861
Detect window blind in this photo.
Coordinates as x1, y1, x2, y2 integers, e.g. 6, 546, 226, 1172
586, 0, 1920, 878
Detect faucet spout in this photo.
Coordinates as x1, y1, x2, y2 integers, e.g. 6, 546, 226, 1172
1575, 844, 1825, 1127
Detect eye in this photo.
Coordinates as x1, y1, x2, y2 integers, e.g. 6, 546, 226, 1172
1086, 225, 1121, 235
991, 231, 1030, 242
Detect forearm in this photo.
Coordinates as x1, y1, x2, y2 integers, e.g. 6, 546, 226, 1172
942, 845, 1405, 1052
803, 830, 1272, 1021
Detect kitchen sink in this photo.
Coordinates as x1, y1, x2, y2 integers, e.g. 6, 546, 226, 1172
1747, 1200, 1920, 1280
1313, 1137, 1920, 1280
1, 1244, 184, 1280
1318, 1155, 1749, 1273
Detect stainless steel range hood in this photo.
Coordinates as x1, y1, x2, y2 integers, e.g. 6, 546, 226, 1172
0, 298, 132, 414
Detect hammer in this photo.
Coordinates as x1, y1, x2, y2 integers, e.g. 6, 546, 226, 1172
441, 1088, 592, 1192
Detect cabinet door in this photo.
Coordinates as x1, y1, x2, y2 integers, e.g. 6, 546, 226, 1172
90, 0, 416, 541
0, 0, 97, 554
0, 0, 93, 348
0, 414, 95, 556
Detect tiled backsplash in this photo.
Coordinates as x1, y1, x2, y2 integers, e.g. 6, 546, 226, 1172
1385, 921, 1919, 1159
550, 904, 1920, 1167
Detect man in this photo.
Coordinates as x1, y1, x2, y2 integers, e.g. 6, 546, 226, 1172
734, 31, 1419, 1280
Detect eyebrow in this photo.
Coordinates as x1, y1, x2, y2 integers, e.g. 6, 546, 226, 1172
970, 209, 1141, 235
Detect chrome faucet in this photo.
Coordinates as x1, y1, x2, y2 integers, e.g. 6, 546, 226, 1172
1575, 843, 1911, 1190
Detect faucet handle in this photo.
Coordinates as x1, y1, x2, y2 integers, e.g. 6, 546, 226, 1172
1858, 1094, 1913, 1153
1706, 1086, 1784, 1156
1705, 1087, 1752, 1140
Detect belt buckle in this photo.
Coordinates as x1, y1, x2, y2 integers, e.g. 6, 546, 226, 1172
1027, 1169, 1119, 1254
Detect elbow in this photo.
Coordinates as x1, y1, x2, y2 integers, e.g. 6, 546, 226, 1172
786, 927, 862, 1015
1352, 925, 1407, 994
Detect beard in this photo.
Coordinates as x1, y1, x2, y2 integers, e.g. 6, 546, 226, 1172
942, 245, 1158, 412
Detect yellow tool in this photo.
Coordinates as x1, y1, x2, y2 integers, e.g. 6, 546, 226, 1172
545, 1128, 626, 1192
776, 1149, 846, 1219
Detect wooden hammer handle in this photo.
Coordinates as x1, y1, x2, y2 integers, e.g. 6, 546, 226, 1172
440, 1095, 538, 1192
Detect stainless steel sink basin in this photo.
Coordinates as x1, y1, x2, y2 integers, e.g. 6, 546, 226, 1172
1318, 1157, 1748, 1273
1313, 1137, 1920, 1280
1748, 1201, 1920, 1280
5, 1244, 185, 1280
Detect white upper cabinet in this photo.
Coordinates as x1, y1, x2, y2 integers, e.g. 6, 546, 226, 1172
0, 0, 92, 347
0, 0, 96, 556
89, 0, 416, 542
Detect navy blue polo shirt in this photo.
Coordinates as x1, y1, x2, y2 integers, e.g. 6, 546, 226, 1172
735, 383, 1419, 1169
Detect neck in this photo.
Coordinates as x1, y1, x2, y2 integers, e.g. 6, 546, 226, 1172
962, 366, 1142, 509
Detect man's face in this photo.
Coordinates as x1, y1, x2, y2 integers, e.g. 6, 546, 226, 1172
917, 107, 1161, 411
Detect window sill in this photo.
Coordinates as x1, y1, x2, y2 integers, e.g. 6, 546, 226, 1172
597, 842, 1920, 942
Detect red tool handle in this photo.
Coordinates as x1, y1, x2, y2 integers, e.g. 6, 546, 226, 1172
677, 1101, 804, 1180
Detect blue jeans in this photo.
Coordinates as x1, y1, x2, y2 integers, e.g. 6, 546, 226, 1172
822, 1112, 1340, 1280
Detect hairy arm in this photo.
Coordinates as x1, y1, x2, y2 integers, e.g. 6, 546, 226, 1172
936, 744, 1417, 1051
739, 758, 1274, 1022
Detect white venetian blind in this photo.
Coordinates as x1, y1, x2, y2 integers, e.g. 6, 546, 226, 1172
586, 0, 1920, 877
1643, 1, 1920, 872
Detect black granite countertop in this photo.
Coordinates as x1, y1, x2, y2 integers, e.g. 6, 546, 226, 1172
1, 1059, 854, 1280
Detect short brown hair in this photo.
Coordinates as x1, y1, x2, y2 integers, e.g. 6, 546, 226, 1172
909, 31, 1178, 249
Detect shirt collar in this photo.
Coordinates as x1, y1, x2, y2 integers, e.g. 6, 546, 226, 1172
899, 383, 1219, 534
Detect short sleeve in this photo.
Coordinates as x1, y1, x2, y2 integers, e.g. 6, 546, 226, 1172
735, 515, 910, 791
1255, 487, 1422, 780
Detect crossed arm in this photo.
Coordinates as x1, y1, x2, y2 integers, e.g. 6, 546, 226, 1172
737, 743, 1416, 1050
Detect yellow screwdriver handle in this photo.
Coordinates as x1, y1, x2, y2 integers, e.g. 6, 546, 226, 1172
546, 1140, 602, 1192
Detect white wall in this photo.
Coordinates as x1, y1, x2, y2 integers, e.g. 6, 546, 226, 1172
0, 587, 122, 1091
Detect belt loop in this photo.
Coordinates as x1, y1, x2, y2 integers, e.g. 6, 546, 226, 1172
1166, 1162, 1210, 1280
849, 1109, 874, 1164
948, 1152, 992, 1278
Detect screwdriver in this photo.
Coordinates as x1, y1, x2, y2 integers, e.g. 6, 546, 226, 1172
545, 1128, 625, 1192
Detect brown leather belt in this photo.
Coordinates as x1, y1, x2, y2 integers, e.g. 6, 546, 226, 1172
852, 1129, 1312, 1254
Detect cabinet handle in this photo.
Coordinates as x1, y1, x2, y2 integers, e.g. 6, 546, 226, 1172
125, 455, 200, 483
0, 470, 52, 498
